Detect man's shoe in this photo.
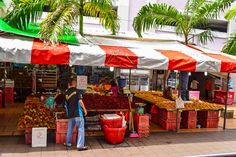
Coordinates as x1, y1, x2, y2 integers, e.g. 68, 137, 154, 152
77, 146, 88, 151
63, 143, 72, 148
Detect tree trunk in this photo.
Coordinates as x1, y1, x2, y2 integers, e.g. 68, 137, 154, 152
79, 0, 84, 36
179, 35, 190, 101
79, 14, 84, 36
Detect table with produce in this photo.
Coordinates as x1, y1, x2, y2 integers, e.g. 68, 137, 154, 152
132, 91, 224, 130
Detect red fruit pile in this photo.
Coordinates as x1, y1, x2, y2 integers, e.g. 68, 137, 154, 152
83, 94, 145, 110
18, 101, 55, 129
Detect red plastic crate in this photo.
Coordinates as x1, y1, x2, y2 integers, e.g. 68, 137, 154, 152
151, 113, 159, 125
0, 91, 2, 108
134, 114, 149, 129
56, 119, 77, 133
103, 126, 127, 144
214, 90, 234, 105
181, 120, 197, 129
56, 133, 77, 144
100, 117, 122, 128
150, 105, 158, 114
159, 119, 180, 131
137, 128, 149, 137
159, 109, 181, 120
197, 111, 219, 119
198, 118, 219, 128
25, 128, 32, 144
182, 111, 197, 121
138, 131, 149, 137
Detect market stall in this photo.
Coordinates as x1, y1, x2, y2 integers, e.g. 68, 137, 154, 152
1, 25, 236, 144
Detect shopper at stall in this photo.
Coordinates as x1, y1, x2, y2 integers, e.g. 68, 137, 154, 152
55, 89, 64, 108
64, 76, 88, 151
110, 80, 119, 96
190, 78, 199, 90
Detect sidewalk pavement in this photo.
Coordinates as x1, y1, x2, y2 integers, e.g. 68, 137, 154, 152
1, 130, 236, 157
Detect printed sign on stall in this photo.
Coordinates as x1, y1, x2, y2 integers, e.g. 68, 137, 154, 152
176, 97, 185, 109
32, 127, 47, 147
77, 76, 88, 90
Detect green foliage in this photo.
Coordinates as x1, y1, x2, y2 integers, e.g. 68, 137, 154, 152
4, 0, 45, 30
222, 33, 236, 55
4, 0, 119, 44
83, 0, 119, 35
223, 6, 236, 54
197, 29, 214, 44
0, 1, 7, 18
133, 0, 234, 44
225, 6, 236, 20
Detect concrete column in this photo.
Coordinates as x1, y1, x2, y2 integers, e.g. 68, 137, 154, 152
117, 0, 130, 31
228, 1, 236, 35
227, 2, 236, 102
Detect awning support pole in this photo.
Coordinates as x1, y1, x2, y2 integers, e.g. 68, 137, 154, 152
3, 62, 6, 108
176, 71, 180, 133
223, 73, 230, 130
129, 69, 131, 90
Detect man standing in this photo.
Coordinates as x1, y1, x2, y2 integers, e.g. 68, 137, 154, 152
190, 78, 199, 90
64, 76, 88, 151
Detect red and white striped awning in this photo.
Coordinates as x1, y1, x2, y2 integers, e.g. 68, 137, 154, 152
1, 35, 236, 73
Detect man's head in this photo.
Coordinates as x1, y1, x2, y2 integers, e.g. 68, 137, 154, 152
68, 76, 77, 88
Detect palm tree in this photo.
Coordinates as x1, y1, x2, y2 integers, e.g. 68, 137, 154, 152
0, 0, 6, 18
133, 0, 233, 100
223, 6, 236, 55
4, 0, 119, 44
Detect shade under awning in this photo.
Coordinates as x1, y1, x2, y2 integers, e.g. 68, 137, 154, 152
0, 34, 236, 73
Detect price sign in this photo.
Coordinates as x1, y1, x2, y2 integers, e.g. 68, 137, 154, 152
77, 76, 88, 90
32, 127, 47, 147
176, 97, 185, 109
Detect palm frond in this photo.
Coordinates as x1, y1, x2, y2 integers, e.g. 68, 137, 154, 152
4, 0, 45, 30
83, 0, 119, 35
39, 2, 80, 45
0, 0, 6, 18
196, 29, 214, 45
225, 6, 236, 20
47, 0, 74, 11
194, 0, 234, 19
222, 33, 236, 55
133, 3, 183, 37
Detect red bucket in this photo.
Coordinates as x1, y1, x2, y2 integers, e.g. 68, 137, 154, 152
100, 117, 122, 128
103, 125, 127, 144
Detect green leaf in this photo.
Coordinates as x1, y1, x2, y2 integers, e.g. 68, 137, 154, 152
39, 2, 80, 45
4, 0, 45, 30
225, 6, 236, 20
83, 0, 119, 35
133, 3, 183, 37
222, 33, 236, 55
196, 29, 214, 45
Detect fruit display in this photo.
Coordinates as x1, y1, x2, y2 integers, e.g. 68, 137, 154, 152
134, 91, 223, 111
83, 94, 145, 110
18, 100, 55, 129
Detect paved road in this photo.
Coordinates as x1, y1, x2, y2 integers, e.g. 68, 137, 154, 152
1, 130, 236, 157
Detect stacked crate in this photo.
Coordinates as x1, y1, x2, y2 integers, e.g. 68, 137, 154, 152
5, 87, 14, 105
56, 119, 77, 144
159, 109, 181, 131
197, 110, 220, 128
0, 90, 2, 108
134, 114, 149, 137
25, 128, 32, 144
181, 111, 197, 129
150, 105, 159, 125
